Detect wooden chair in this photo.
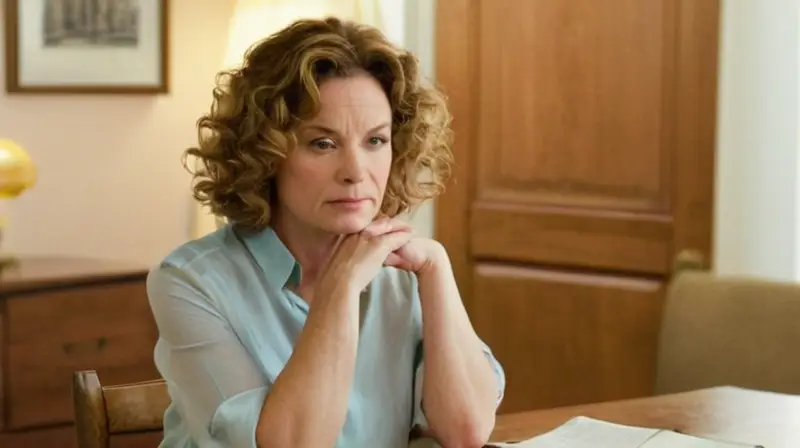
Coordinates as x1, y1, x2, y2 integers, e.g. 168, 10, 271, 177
72, 370, 170, 448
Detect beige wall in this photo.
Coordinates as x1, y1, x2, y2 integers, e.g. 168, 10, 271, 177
0, 0, 236, 265
0, 0, 429, 266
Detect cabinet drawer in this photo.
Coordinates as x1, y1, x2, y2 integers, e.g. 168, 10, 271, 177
5, 281, 160, 429
0, 424, 164, 448
0, 424, 75, 447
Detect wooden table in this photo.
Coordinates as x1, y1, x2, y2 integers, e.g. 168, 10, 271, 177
491, 386, 800, 447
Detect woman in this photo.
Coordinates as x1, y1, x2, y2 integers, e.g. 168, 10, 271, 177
148, 17, 505, 448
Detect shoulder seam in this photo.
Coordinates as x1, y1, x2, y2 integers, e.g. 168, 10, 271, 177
161, 245, 226, 270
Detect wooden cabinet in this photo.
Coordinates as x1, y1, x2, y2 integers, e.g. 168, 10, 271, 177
0, 257, 162, 447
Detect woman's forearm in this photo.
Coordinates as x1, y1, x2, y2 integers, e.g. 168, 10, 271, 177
418, 251, 499, 447
256, 284, 360, 448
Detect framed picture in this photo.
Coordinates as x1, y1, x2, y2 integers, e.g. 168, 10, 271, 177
4, 0, 169, 94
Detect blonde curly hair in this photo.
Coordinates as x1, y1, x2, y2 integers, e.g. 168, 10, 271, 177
185, 17, 454, 232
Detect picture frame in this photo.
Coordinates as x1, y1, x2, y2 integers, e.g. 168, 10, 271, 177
4, 0, 169, 94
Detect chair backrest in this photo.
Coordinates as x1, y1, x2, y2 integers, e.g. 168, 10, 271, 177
656, 268, 800, 395
72, 370, 170, 448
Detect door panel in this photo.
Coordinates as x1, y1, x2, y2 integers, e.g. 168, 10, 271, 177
476, 1, 674, 214
435, 0, 719, 413
473, 264, 663, 413
471, 203, 673, 274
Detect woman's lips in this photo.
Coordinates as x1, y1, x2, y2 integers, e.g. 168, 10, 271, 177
328, 198, 370, 210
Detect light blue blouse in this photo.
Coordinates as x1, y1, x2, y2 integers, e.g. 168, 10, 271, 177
146, 224, 505, 447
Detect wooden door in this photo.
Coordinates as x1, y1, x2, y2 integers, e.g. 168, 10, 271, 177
434, 0, 720, 413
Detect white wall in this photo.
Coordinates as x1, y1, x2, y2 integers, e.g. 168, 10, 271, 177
401, 0, 436, 238
714, 0, 799, 281
797, 0, 800, 281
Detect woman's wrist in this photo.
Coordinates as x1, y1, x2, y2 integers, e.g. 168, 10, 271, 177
418, 241, 451, 280
315, 278, 361, 305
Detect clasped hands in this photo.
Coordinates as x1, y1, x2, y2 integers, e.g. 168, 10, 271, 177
318, 217, 448, 297
361, 214, 447, 274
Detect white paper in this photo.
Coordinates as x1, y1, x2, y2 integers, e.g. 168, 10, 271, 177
644, 431, 756, 448
489, 417, 756, 448
491, 417, 661, 448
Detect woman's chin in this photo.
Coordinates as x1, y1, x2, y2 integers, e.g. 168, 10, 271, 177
322, 214, 374, 235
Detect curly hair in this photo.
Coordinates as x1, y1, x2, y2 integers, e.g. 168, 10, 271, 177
185, 17, 454, 232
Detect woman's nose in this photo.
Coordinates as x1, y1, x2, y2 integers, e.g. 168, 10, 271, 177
336, 147, 366, 184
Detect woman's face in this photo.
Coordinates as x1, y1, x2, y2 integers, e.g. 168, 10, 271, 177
274, 73, 393, 236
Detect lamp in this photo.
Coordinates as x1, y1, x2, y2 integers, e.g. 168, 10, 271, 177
0, 139, 37, 266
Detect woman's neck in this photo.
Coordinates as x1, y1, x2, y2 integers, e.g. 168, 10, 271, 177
271, 213, 339, 287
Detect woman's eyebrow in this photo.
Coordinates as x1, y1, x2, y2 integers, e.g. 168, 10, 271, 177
300, 124, 339, 136
300, 123, 391, 136
367, 123, 391, 133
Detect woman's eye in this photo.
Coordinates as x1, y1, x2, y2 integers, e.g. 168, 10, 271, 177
310, 138, 335, 150
368, 136, 388, 147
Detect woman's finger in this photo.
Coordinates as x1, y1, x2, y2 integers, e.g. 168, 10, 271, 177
361, 217, 390, 236
379, 229, 413, 253
383, 252, 410, 269
362, 217, 411, 237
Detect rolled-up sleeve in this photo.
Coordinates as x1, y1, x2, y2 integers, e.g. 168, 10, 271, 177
148, 263, 268, 447
411, 342, 506, 428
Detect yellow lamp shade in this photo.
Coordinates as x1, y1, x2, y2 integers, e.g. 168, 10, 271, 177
0, 139, 36, 199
